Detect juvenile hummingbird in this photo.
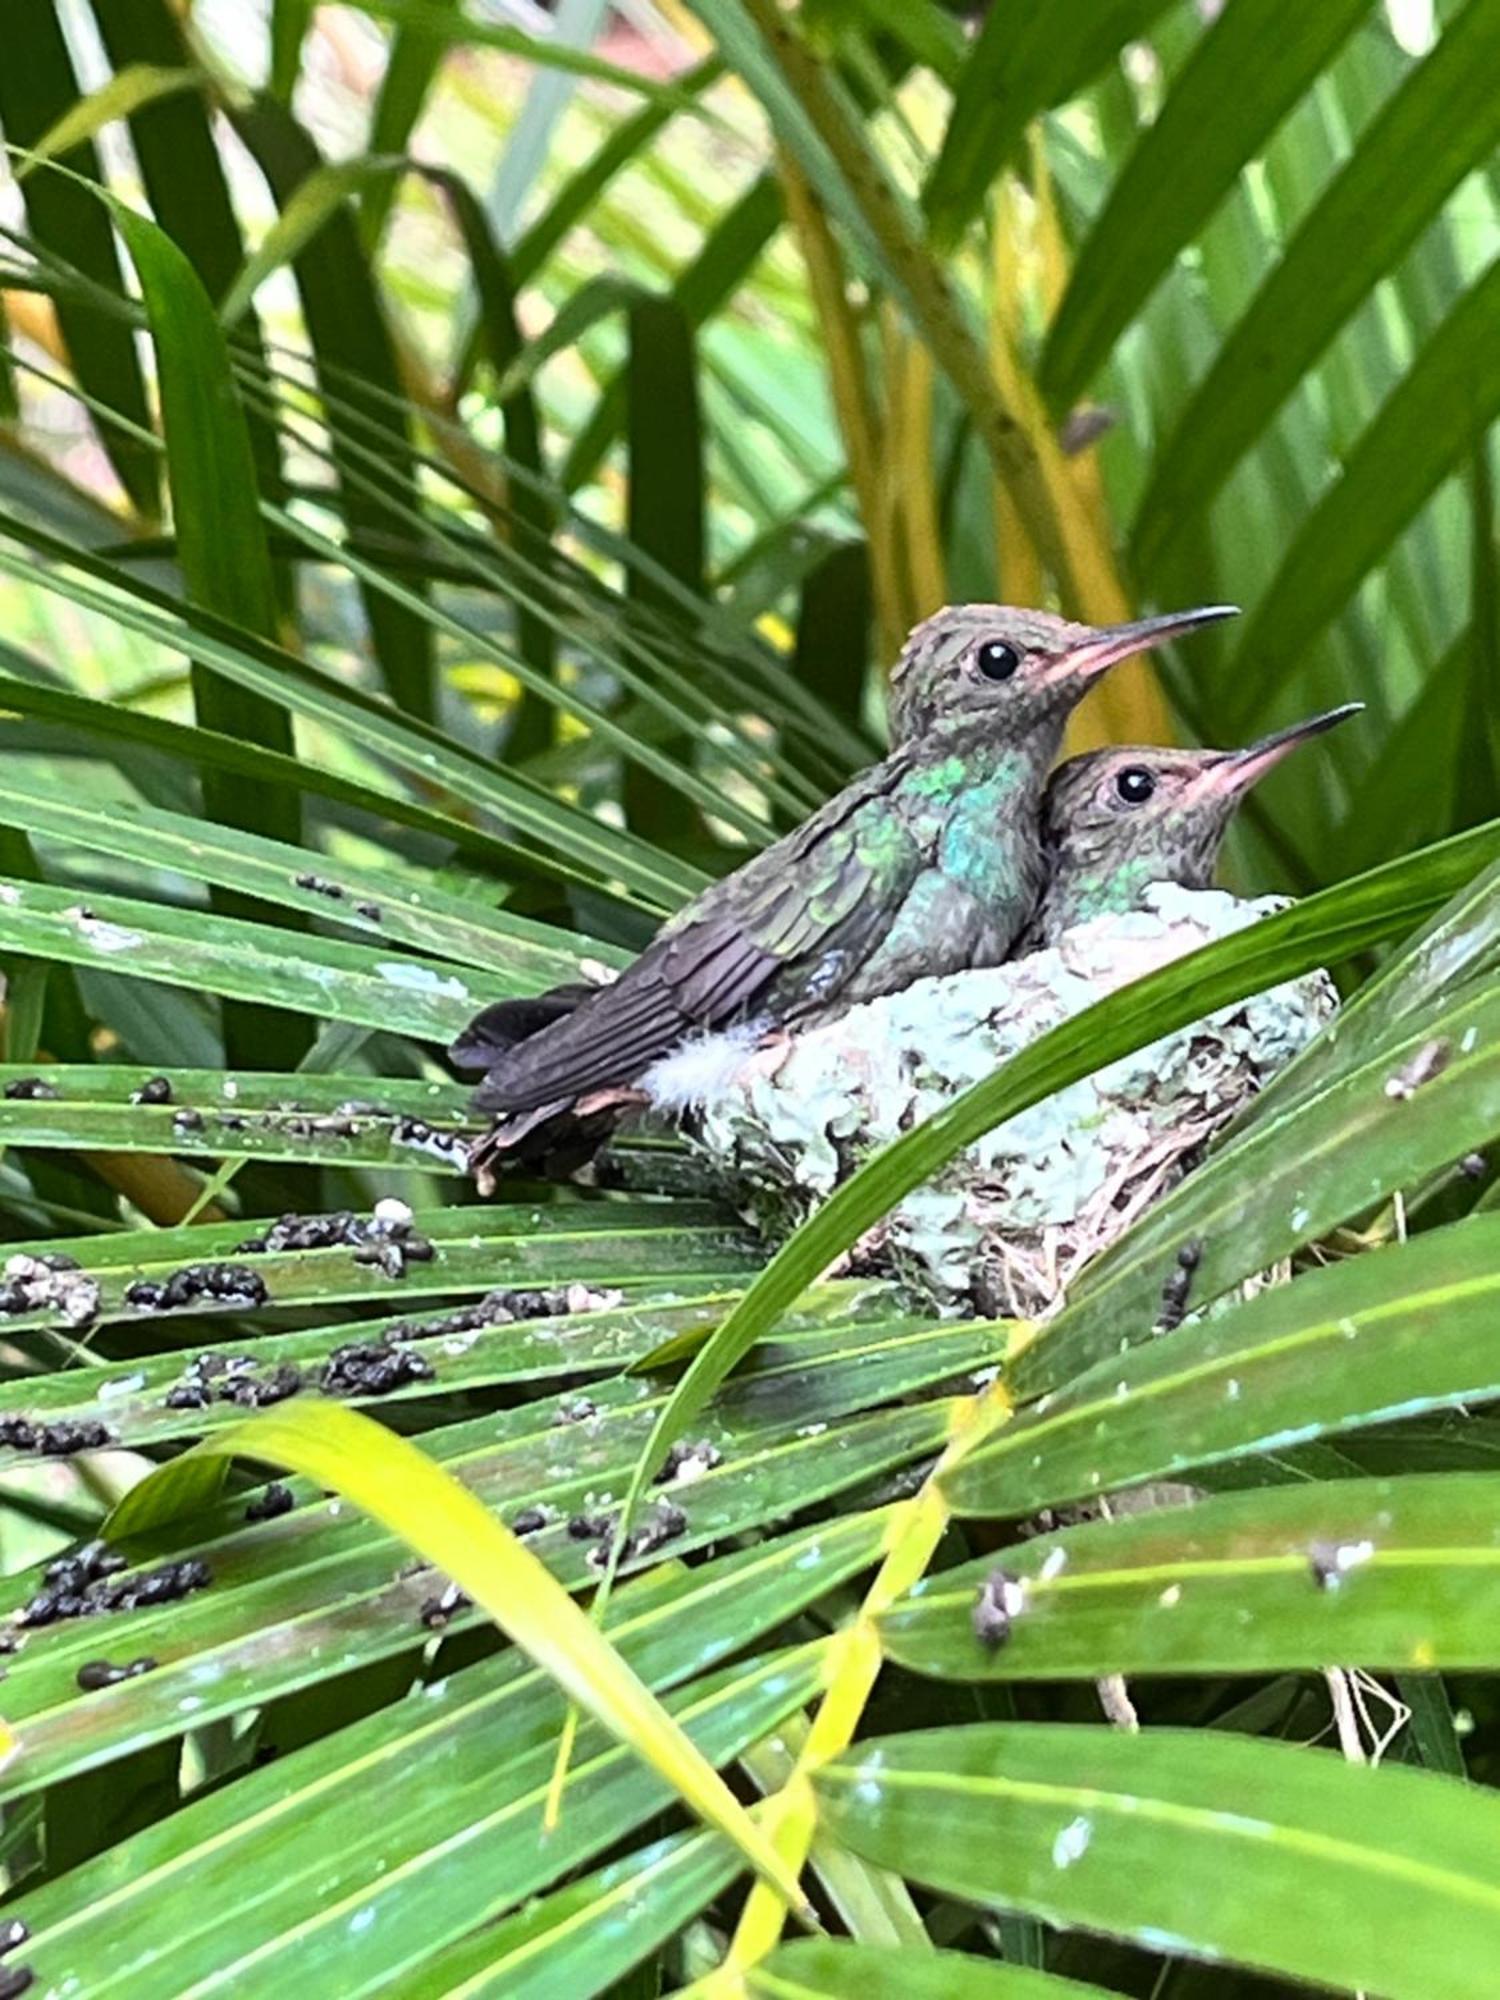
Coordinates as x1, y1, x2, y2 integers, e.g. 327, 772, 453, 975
1031, 703, 1361, 945
454, 603, 1234, 1158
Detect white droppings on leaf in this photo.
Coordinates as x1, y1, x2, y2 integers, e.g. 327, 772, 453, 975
98, 1373, 147, 1400
1039, 1546, 1069, 1582
376, 961, 469, 1000
1333, 1539, 1375, 1574
1051, 1815, 1093, 1869
69, 910, 143, 954
1159, 1584, 1182, 1608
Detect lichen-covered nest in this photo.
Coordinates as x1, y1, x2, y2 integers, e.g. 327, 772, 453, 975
641, 886, 1336, 1317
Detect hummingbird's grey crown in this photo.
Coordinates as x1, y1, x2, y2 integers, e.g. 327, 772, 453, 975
887, 602, 1238, 744
1036, 702, 1359, 944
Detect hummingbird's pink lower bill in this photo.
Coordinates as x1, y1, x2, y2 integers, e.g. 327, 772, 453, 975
1041, 604, 1241, 688
1186, 702, 1365, 800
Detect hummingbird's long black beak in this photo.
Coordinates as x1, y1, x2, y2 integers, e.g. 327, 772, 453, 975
1045, 604, 1240, 688
1190, 702, 1364, 799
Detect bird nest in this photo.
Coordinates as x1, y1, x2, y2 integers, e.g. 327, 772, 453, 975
637, 886, 1336, 1318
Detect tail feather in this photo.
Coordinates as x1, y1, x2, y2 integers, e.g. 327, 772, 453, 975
469, 965, 689, 1114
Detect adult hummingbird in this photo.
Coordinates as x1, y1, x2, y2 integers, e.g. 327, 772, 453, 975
455, 602, 1235, 1156
1031, 703, 1361, 945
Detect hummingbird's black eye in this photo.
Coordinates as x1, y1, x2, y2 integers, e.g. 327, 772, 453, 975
1115, 766, 1157, 805
975, 639, 1021, 682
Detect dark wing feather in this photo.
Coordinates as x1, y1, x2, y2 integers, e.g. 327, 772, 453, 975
448, 984, 592, 1072
469, 755, 922, 1114
469, 961, 698, 1112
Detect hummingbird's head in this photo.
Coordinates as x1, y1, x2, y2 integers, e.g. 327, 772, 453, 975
1043, 704, 1363, 895
888, 603, 1237, 747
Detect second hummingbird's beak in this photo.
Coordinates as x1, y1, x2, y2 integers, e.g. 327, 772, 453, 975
1043, 604, 1240, 689
1187, 702, 1364, 800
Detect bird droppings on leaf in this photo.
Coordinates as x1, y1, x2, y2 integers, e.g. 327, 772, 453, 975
390, 1116, 471, 1168
236, 1206, 434, 1279
0, 1252, 101, 1328
320, 1340, 434, 1398
126, 1263, 268, 1315
653, 1438, 723, 1486
16, 1544, 211, 1628
1308, 1538, 1376, 1591
1051, 1814, 1094, 1870
1383, 1037, 1450, 1101
164, 1351, 302, 1411
1156, 1237, 1204, 1332
294, 872, 344, 900
244, 1481, 295, 1522
418, 1583, 471, 1629
0, 1919, 30, 2000
130, 1075, 173, 1105
171, 1107, 205, 1135
972, 1567, 1027, 1649
663, 888, 1335, 1315
586, 1497, 689, 1569
553, 1395, 597, 1426
76, 1655, 158, 1692
510, 1505, 550, 1536
2, 1078, 57, 1101
0, 1414, 114, 1456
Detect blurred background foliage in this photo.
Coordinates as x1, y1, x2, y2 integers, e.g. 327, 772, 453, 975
0, 1, 1497, 1995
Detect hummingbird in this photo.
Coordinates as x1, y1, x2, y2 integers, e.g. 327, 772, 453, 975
453, 603, 1235, 1161
1031, 703, 1361, 946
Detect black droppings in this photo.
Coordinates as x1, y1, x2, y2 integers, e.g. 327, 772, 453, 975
164, 1351, 301, 1413
244, 1481, 295, 1522
553, 1396, 597, 1426
567, 1510, 614, 1543
238, 1211, 359, 1254
653, 1438, 722, 1485
130, 1075, 174, 1106
236, 1204, 433, 1279
355, 902, 382, 922
972, 1568, 1025, 1650
126, 1264, 268, 1314
1156, 1236, 1204, 1333
585, 1498, 689, 1569
384, 1284, 617, 1346
391, 1117, 471, 1169
3, 1078, 57, 1101
0, 1415, 115, 1456
17, 1543, 210, 1626
294, 872, 345, 900
40, 1419, 114, 1454
419, 1582, 470, 1629
510, 1506, 548, 1536
320, 1340, 434, 1398
76, 1655, 158, 1692
0, 1930, 24, 1999
171, 1107, 205, 1135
